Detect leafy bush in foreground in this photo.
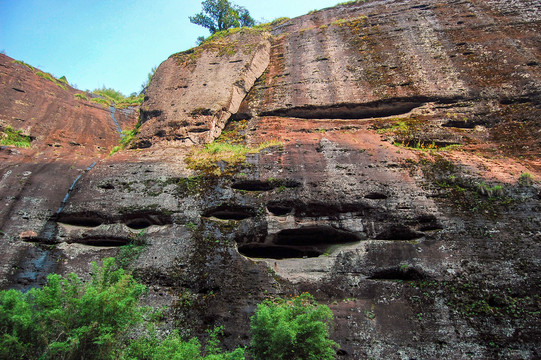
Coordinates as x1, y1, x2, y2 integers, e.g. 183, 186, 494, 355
250, 293, 337, 360
0, 258, 245, 360
1, 259, 335, 359
0, 258, 146, 359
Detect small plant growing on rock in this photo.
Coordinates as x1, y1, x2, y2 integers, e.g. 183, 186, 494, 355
518, 172, 534, 186
250, 292, 337, 360
0, 126, 31, 148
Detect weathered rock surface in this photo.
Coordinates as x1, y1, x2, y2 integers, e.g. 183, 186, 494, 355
1, 1, 541, 359
138, 29, 271, 146
0, 53, 138, 288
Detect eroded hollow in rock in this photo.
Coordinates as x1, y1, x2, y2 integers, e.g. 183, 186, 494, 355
125, 218, 154, 230
238, 244, 321, 259
232, 180, 275, 191
376, 225, 424, 240
238, 226, 362, 259
232, 179, 301, 192
364, 192, 388, 200
267, 203, 294, 216
260, 98, 431, 119
70, 237, 130, 247
368, 266, 428, 281
57, 214, 104, 228
275, 226, 363, 245
202, 204, 256, 220
121, 213, 172, 229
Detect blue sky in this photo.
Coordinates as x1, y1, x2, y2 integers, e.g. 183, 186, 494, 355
1, 0, 343, 95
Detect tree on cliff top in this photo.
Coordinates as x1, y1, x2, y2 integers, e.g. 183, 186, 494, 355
190, 0, 255, 34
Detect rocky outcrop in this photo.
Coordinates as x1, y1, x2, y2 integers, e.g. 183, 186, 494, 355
0, 53, 138, 288
137, 29, 271, 147
1, 1, 541, 359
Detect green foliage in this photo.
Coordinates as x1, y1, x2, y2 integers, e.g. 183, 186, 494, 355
0, 126, 31, 148
141, 66, 158, 92
92, 87, 144, 108
13, 59, 35, 71
35, 71, 67, 89
250, 293, 337, 360
0, 258, 248, 360
109, 123, 141, 156
185, 139, 282, 176
518, 172, 534, 186
74, 92, 89, 101
190, 0, 255, 34
0, 258, 147, 360
123, 327, 245, 360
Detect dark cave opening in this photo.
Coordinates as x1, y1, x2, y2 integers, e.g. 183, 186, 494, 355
232, 180, 275, 191
71, 237, 130, 247
202, 204, 256, 220
376, 225, 424, 240
368, 266, 428, 281
238, 226, 362, 259
57, 214, 103, 228
238, 244, 322, 259
125, 218, 154, 230
274, 226, 363, 246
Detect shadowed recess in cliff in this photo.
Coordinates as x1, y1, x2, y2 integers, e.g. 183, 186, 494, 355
232, 179, 301, 192
259, 97, 461, 119
266, 200, 370, 218
368, 266, 429, 281
67, 237, 131, 247
238, 226, 363, 259
202, 204, 256, 220
56, 213, 105, 228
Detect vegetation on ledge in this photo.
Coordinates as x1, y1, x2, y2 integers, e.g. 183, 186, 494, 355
0, 126, 32, 148
91, 87, 144, 108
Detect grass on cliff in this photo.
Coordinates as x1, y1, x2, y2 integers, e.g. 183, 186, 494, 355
109, 123, 141, 156
185, 139, 282, 176
13, 59, 69, 90
0, 126, 31, 148
91, 87, 144, 108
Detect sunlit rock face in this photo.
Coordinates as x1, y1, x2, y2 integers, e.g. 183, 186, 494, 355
1, 0, 541, 358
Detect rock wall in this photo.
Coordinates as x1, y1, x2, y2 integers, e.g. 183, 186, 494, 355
137, 29, 271, 147
1, 1, 540, 359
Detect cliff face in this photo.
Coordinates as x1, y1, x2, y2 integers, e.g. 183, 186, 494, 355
0, 53, 138, 287
1, 0, 541, 359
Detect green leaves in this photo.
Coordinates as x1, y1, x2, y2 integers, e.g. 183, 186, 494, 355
0, 258, 146, 360
250, 293, 337, 360
190, 0, 255, 34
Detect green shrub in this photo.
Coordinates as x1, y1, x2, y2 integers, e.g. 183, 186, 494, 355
0, 258, 147, 360
124, 327, 245, 360
92, 87, 144, 108
250, 293, 337, 360
74, 93, 89, 101
0, 126, 31, 148
109, 123, 141, 155
518, 172, 534, 186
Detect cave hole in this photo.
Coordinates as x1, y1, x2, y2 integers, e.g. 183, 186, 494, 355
368, 266, 427, 281
267, 204, 293, 216
232, 180, 275, 191
275, 226, 362, 245
125, 218, 154, 230
238, 244, 321, 259
57, 215, 103, 228
364, 192, 388, 200
72, 237, 130, 247
202, 205, 255, 220
376, 225, 424, 241
238, 226, 362, 260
